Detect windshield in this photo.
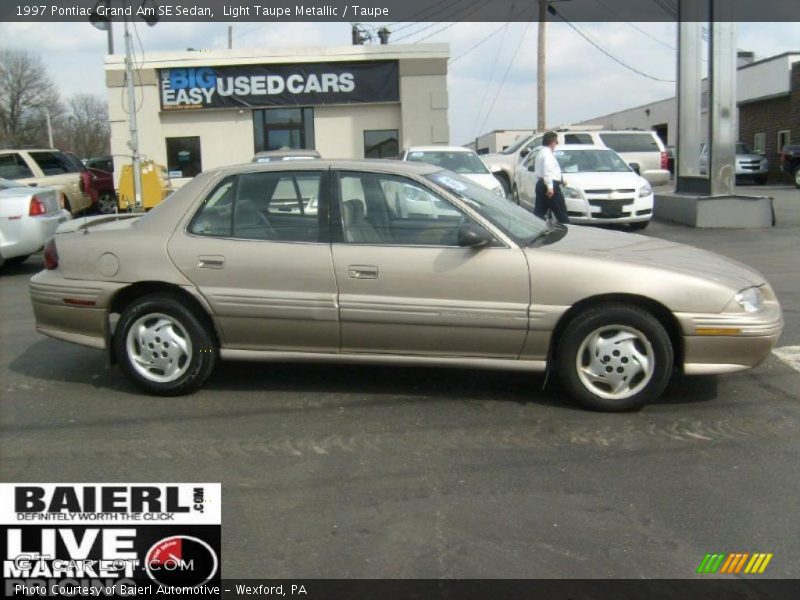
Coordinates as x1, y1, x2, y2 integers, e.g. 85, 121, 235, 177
736, 143, 754, 154
500, 135, 534, 155
425, 170, 549, 245
406, 151, 490, 174
555, 149, 632, 173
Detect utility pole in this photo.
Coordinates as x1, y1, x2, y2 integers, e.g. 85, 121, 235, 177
44, 107, 53, 148
537, 0, 547, 131
123, 8, 143, 210
228, 25, 233, 49
107, 22, 114, 54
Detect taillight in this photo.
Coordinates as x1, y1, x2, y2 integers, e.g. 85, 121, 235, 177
43, 238, 59, 270
660, 151, 668, 170
29, 196, 47, 216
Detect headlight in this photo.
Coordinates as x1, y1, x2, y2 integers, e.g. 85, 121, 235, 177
492, 184, 505, 197
639, 183, 653, 198
562, 185, 583, 199
735, 286, 764, 313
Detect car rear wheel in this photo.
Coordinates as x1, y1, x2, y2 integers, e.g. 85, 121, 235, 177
629, 221, 649, 231
114, 294, 216, 396
96, 192, 118, 214
794, 167, 800, 189
555, 304, 673, 411
511, 184, 520, 205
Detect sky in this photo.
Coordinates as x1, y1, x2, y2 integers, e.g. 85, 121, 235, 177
1, 19, 799, 145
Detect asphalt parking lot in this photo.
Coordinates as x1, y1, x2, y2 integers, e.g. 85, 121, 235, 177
1, 183, 798, 578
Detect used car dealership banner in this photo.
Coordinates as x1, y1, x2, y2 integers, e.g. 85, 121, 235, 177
1, 483, 221, 598
159, 61, 399, 111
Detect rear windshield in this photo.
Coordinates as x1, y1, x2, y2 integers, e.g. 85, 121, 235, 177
599, 133, 660, 153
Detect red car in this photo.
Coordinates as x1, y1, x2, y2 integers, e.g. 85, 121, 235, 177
64, 152, 117, 214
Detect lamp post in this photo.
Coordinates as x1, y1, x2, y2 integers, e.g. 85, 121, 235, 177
91, 0, 158, 211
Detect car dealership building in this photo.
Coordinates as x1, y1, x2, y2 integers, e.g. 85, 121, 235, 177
105, 44, 449, 187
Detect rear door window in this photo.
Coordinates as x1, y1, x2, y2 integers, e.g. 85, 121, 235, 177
28, 151, 78, 175
0, 153, 34, 179
598, 133, 660, 153
564, 134, 594, 144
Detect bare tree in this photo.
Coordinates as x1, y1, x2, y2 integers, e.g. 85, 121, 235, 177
56, 94, 111, 159
0, 47, 62, 148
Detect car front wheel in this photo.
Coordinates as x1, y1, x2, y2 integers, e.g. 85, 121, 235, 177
794, 167, 800, 189
96, 192, 118, 214
629, 220, 649, 231
114, 294, 217, 396
556, 304, 673, 411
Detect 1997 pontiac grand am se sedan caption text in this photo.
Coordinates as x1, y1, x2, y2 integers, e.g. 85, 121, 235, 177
29, 160, 783, 411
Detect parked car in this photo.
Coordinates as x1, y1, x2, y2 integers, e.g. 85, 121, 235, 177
699, 142, 768, 184
665, 145, 676, 175
85, 155, 114, 174
252, 149, 321, 163
0, 149, 93, 214
780, 144, 800, 188
484, 129, 670, 196
29, 160, 782, 411
400, 146, 505, 196
63, 152, 117, 214
0, 177, 70, 269
514, 145, 653, 230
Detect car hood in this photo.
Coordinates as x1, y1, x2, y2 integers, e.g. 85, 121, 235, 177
737, 154, 765, 161
463, 173, 502, 190
535, 225, 765, 290
561, 171, 646, 191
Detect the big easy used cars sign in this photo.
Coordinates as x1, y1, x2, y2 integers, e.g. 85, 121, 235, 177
159, 60, 400, 110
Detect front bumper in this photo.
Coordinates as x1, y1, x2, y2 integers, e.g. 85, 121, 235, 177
566, 193, 653, 224
676, 299, 783, 374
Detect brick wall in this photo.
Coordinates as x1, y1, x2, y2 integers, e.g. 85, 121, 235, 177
738, 62, 800, 179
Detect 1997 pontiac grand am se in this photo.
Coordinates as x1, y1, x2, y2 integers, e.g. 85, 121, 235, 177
29, 161, 783, 411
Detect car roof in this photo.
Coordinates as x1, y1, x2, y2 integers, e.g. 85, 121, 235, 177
555, 144, 612, 151
0, 148, 58, 154
405, 146, 476, 153
253, 149, 321, 158
208, 159, 442, 177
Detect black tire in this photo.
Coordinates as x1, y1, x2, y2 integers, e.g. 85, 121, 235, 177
114, 294, 217, 396
754, 174, 768, 185
96, 192, 118, 214
61, 194, 72, 214
794, 167, 800, 189
4, 255, 30, 266
629, 220, 650, 231
555, 304, 673, 411
511, 184, 520, 205
494, 173, 511, 197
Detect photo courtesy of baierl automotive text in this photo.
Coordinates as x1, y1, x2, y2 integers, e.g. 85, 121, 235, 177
1, 1, 799, 599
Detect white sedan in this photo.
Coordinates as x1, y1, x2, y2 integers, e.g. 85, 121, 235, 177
0, 178, 70, 268
400, 146, 506, 197
514, 145, 654, 230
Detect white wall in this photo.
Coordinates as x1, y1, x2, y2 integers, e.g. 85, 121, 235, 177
314, 104, 401, 159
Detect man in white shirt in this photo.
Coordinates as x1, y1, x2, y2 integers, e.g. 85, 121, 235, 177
533, 131, 570, 224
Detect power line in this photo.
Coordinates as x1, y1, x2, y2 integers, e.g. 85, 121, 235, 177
472, 16, 513, 140
593, 0, 676, 50
549, 5, 675, 83
394, 0, 486, 43
389, 0, 471, 35
449, 1, 532, 63
476, 22, 533, 136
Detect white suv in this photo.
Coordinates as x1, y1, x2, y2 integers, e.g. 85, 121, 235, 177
484, 129, 670, 199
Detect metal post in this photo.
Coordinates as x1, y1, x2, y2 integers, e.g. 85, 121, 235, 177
537, 0, 546, 131
228, 25, 233, 49
123, 7, 143, 210
107, 21, 114, 54
708, 1, 737, 196
676, 0, 704, 191
44, 107, 53, 148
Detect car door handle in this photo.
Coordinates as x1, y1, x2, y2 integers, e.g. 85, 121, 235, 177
198, 255, 225, 269
348, 265, 378, 279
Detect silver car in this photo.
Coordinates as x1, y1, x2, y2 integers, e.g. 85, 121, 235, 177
0, 178, 69, 268
700, 142, 769, 184
29, 161, 782, 411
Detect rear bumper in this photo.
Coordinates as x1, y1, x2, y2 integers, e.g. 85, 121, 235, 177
642, 169, 670, 186
29, 270, 125, 350
0, 212, 66, 259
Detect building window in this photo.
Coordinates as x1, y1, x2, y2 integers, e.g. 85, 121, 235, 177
253, 107, 315, 153
166, 136, 202, 178
364, 130, 399, 159
753, 132, 766, 154
777, 130, 791, 153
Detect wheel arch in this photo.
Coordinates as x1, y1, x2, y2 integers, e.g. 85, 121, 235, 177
107, 281, 220, 364
548, 293, 683, 368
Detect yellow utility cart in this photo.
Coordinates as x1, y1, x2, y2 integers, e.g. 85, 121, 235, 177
118, 160, 173, 211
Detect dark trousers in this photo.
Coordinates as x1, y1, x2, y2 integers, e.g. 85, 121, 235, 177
533, 180, 570, 224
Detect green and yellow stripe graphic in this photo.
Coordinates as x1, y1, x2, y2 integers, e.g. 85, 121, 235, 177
697, 552, 773, 574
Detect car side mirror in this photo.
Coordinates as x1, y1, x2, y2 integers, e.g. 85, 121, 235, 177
520, 148, 530, 159
458, 222, 493, 248
527, 163, 536, 172
628, 162, 641, 175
